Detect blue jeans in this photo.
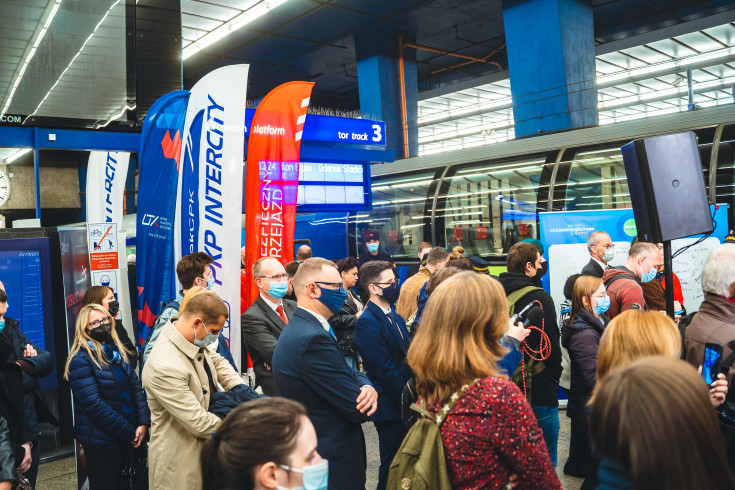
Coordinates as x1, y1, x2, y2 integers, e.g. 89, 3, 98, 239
532, 404, 559, 466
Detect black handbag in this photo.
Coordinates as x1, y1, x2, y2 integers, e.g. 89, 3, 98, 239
120, 445, 148, 490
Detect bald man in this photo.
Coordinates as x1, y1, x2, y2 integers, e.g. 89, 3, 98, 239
240, 247, 247, 269
296, 245, 312, 262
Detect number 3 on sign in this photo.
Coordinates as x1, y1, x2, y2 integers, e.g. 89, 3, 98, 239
372, 124, 382, 143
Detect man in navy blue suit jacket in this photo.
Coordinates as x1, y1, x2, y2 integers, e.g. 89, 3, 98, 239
273, 258, 378, 490
355, 260, 413, 490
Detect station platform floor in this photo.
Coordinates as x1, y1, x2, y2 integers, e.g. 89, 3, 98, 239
37, 411, 583, 489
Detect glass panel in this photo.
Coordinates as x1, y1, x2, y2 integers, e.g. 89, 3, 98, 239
560, 147, 631, 211
437, 157, 551, 257
357, 172, 437, 261
713, 125, 735, 207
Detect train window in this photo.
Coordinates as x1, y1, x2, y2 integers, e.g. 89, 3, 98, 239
437, 157, 551, 257
559, 147, 631, 211
713, 125, 735, 211
356, 172, 437, 261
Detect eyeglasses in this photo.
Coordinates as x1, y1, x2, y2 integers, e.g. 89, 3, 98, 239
88, 318, 112, 329
314, 281, 343, 289
373, 279, 398, 286
258, 274, 289, 281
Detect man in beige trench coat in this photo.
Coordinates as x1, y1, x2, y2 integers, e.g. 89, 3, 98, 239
142, 293, 244, 489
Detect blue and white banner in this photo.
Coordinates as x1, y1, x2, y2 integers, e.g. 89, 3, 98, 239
136, 91, 190, 347
539, 206, 728, 312
175, 64, 249, 370
86, 151, 129, 227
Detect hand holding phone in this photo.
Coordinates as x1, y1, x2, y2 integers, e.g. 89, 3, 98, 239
703, 343, 723, 386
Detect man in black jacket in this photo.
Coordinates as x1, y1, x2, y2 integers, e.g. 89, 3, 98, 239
499, 242, 562, 466
0, 287, 54, 487
241, 257, 296, 395
581, 231, 614, 278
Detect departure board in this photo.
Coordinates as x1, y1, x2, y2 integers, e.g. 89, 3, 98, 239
0, 249, 45, 349
297, 161, 368, 209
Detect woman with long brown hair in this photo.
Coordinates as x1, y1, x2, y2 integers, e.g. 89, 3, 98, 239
590, 357, 735, 489
407, 271, 560, 489
64, 304, 150, 489
561, 275, 609, 480
82, 286, 138, 369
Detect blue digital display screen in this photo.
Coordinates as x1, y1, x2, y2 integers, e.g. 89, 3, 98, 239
297, 161, 367, 207
0, 249, 45, 349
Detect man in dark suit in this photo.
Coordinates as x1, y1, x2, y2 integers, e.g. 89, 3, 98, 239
273, 258, 378, 490
355, 261, 413, 490
581, 231, 614, 278
242, 257, 296, 395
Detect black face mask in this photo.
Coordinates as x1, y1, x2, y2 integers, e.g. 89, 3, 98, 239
379, 283, 401, 305
535, 262, 548, 280
89, 321, 113, 343
108, 300, 120, 317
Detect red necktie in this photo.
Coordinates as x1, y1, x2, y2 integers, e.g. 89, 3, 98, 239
276, 305, 288, 324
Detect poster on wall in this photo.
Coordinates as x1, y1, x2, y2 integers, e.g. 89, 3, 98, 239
58, 226, 92, 490
539, 206, 728, 313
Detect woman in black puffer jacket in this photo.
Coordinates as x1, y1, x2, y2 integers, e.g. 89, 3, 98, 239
561, 275, 609, 485
64, 304, 150, 490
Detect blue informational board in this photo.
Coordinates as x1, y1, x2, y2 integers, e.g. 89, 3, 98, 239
539, 205, 729, 311
0, 237, 58, 390
297, 161, 370, 211
245, 110, 385, 146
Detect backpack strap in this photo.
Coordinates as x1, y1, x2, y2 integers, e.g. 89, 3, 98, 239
506, 286, 544, 313
411, 379, 480, 426
603, 271, 639, 289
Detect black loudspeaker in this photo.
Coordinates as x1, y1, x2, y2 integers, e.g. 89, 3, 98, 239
621, 131, 713, 242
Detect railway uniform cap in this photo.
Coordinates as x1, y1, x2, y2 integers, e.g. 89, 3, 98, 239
468, 256, 491, 272
724, 231, 735, 244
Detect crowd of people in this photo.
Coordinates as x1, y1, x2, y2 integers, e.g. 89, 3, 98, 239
2, 231, 735, 490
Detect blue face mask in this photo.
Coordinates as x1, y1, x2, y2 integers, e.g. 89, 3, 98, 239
315, 283, 348, 314
367, 243, 379, 253
278, 460, 329, 490
193, 321, 218, 348
640, 266, 657, 283
268, 281, 288, 299
601, 247, 615, 262
593, 295, 611, 314
0, 319, 5, 334
206, 275, 215, 290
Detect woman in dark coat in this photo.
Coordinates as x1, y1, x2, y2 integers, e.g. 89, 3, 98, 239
329, 257, 364, 369
64, 304, 150, 490
561, 275, 609, 484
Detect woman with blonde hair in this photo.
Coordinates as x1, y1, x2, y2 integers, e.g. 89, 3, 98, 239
407, 271, 560, 489
64, 304, 150, 489
561, 275, 609, 479
590, 357, 735, 489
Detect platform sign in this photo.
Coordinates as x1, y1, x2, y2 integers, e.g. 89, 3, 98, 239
295, 160, 369, 210
88, 223, 119, 270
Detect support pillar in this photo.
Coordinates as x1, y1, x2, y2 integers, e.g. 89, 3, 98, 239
355, 30, 418, 159
503, 0, 598, 137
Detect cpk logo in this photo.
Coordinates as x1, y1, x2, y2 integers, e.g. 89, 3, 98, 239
142, 214, 160, 227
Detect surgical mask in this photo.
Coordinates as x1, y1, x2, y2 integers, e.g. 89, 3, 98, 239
108, 300, 120, 317
601, 247, 615, 262
315, 284, 348, 314
640, 266, 657, 283
89, 320, 113, 343
278, 461, 329, 490
0, 319, 5, 334
378, 282, 401, 304
268, 281, 289, 299
206, 276, 215, 290
367, 243, 379, 253
193, 321, 218, 348
593, 295, 611, 315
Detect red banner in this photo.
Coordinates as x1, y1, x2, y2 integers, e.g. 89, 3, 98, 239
243, 81, 314, 308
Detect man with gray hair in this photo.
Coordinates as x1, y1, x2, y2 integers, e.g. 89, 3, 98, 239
581, 231, 614, 278
601, 242, 662, 319
685, 244, 735, 396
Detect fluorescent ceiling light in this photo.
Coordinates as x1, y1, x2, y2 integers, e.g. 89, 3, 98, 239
5, 149, 32, 164
1, 0, 62, 115
183, 0, 291, 61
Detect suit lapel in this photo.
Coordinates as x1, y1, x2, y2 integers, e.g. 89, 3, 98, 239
255, 295, 286, 332
367, 301, 408, 355
283, 299, 297, 319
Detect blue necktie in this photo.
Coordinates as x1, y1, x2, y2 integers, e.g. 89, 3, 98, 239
387, 311, 408, 348
328, 325, 337, 340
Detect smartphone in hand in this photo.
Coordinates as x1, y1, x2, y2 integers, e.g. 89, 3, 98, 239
703, 343, 723, 386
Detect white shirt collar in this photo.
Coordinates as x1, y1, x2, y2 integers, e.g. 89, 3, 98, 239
260, 292, 282, 312
373, 301, 392, 316
592, 257, 608, 269
297, 306, 331, 332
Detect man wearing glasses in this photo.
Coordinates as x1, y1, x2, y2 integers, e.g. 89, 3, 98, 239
273, 257, 378, 490
582, 231, 615, 278
241, 257, 296, 395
